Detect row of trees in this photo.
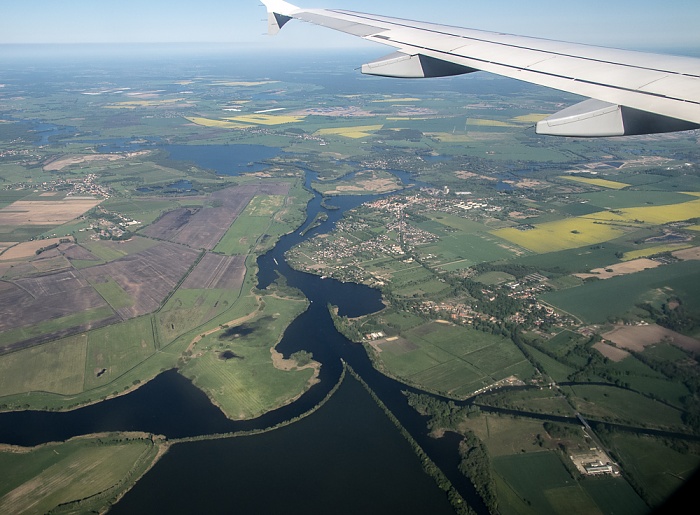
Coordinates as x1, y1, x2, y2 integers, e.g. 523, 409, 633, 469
403, 392, 498, 514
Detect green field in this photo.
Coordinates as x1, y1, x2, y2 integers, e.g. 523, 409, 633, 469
422, 232, 518, 269
0, 306, 116, 349
0, 434, 162, 514
0, 334, 87, 398
573, 190, 696, 210
372, 322, 535, 397
84, 316, 157, 389
474, 271, 516, 285
604, 432, 700, 508
82, 236, 158, 263
179, 294, 313, 419
542, 260, 700, 323
478, 387, 576, 417
581, 477, 649, 515
214, 212, 271, 255
157, 288, 244, 345
90, 276, 134, 310
493, 452, 598, 515
562, 384, 686, 430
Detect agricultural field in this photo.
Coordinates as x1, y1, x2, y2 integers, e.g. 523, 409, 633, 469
0, 434, 164, 514
181, 253, 246, 291
80, 242, 200, 319
562, 384, 687, 430
0, 198, 102, 227
492, 452, 600, 515
84, 316, 158, 389
542, 260, 700, 323
493, 217, 629, 253
602, 324, 700, 354
602, 432, 700, 509
368, 322, 535, 397
572, 190, 697, 210
560, 176, 630, 189
494, 449, 647, 515
141, 185, 275, 250
316, 125, 385, 139
212, 194, 291, 255
312, 169, 404, 196
178, 294, 315, 419
494, 190, 700, 254
0, 168, 306, 413
0, 334, 87, 397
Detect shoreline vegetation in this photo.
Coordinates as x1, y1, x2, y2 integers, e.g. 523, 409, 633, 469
0, 366, 348, 514
0, 178, 313, 416
0, 432, 168, 515
345, 365, 474, 515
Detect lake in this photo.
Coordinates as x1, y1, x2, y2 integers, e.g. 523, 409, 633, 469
110, 376, 456, 515
0, 146, 486, 513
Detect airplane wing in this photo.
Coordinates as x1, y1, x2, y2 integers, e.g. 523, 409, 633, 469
260, 0, 700, 137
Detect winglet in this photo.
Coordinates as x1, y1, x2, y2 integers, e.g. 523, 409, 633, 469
261, 0, 299, 35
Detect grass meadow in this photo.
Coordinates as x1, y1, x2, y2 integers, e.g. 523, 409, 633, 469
214, 212, 271, 255
0, 435, 160, 514
542, 260, 700, 323
604, 432, 700, 509
0, 306, 115, 350
493, 452, 599, 515
179, 295, 312, 419
374, 322, 535, 397
562, 384, 686, 430
0, 334, 87, 398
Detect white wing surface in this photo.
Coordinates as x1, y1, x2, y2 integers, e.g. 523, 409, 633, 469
261, 0, 700, 137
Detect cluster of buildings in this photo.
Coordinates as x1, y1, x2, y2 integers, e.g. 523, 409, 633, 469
63, 174, 111, 199
0, 148, 34, 159
289, 196, 444, 285
368, 190, 503, 223
415, 278, 570, 332
87, 208, 141, 241
11, 173, 111, 199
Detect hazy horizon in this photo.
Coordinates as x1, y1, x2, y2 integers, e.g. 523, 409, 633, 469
2, 1, 698, 50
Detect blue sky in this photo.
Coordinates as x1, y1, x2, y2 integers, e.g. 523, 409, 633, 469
1, 0, 698, 51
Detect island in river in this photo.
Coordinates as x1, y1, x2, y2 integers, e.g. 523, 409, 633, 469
0, 46, 699, 514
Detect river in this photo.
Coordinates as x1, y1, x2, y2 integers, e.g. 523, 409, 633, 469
0, 162, 487, 513
2, 151, 694, 513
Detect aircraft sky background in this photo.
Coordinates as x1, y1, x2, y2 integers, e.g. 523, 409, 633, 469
1, 0, 699, 52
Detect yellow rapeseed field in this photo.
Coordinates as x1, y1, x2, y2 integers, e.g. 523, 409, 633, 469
560, 176, 630, 189
583, 197, 700, 225
493, 218, 626, 253
622, 244, 693, 261
225, 114, 306, 125
316, 125, 384, 139
511, 114, 549, 123
372, 97, 421, 103
494, 194, 700, 253
185, 117, 249, 129
466, 118, 518, 127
